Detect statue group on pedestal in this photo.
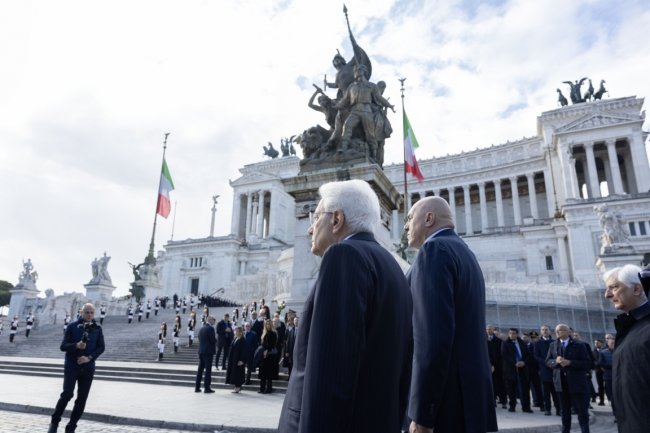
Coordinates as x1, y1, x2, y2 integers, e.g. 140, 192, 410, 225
18, 258, 38, 286
594, 204, 630, 254
89, 252, 113, 285
557, 77, 607, 107
291, 6, 395, 168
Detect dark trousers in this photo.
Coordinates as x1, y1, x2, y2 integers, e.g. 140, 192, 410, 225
506, 368, 531, 410
493, 370, 507, 404
595, 370, 605, 403
558, 390, 589, 433
542, 379, 559, 412
195, 353, 214, 390
604, 380, 615, 417
216, 344, 230, 369
529, 370, 543, 406
51, 368, 94, 429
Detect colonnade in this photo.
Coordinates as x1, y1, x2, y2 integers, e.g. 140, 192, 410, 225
231, 189, 274, 240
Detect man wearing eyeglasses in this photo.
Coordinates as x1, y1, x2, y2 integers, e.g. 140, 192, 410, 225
603, 264, 650, 433
278, 179, 413, 433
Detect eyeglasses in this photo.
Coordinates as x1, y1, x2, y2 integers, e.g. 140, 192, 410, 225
309, 211, 333, 225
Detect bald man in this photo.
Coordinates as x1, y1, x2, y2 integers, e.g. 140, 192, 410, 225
404, 197, 497, 433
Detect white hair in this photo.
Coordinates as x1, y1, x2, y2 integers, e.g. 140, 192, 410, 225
318, 179, 380, 234
603, 264, 641, 288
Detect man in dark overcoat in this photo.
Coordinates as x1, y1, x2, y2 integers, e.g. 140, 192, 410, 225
501, 328, 533, 413
533, 325, 559, 415
604, 264, 650, 433
195, 315, 216, 393
278, 180, 413, 433
215, 313, 232, 370
403, 196, 497, 433
486, 325, 506, 408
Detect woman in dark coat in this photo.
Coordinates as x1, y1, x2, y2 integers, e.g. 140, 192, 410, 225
258, 319, 279, 394
225, 325, 246, 393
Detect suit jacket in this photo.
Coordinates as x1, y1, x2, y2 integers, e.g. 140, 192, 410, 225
545, 337, 590, 394
198, 323, 216, 356
285, 326, 297, 361
407, 230, 497, 433
216, 319, 232, 347
533, 337, 554, 382
278, 232, 413, 433
486, 336, 502, 373
501, 337, 531, 381
252, 319, 264, 338
612, 302, 650, 433
243, 330, 259, 364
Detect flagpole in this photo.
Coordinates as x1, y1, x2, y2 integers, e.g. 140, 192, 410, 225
399, 77, 408, 215
146, 132, 170, 265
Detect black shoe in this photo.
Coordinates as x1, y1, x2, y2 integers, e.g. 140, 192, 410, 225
244, 380, 252, 385
194, 388, 201, 393
47, 423, 58, 433
523, 409, 534, 413
544, 411, 552, 416
64, 424, 76, 433
257, 390, 264, 394
204, 388, 215, 393
508, 408, 515, 412
501, 404, 507, 409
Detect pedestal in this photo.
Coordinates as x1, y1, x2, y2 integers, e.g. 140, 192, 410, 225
277, 163, 403, 314
8, 284, 39, 318
596, 247, 643, 274
84, 283, 116, 302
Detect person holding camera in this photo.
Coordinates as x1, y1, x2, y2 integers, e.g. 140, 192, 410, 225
48, 303, 105, 433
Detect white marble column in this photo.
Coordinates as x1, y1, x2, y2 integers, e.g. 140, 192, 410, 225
605, 139, 623, 194
543, 171, 556, 218
478, 182, 488, 231
447, 187, 456, 222
251, 196, 259, 235
494, 180, 504, 227
526, 173, 538, 219
256, 190, 266, 237
245, 192, 253, 239
433, 189, 441, 197
568, 157, 579, 198
510, 176, 522, 225
231, 193, 242, 236
556, 235, 569, 282
584, 142, 601, 198
463, 184, 473, 235
267, 190, 275, 238
629, 135, 650, 192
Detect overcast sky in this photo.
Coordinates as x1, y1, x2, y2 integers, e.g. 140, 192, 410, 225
1, 0, 649, 297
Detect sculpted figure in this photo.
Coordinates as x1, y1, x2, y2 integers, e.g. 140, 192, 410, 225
563, 77, 587, 104
595, 204, 630, 252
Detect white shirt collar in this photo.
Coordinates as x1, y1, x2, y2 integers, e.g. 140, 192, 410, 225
424, 227, 452, 244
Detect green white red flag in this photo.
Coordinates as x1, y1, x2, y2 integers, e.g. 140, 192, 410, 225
156, 158, 175, 218
403, 110, 424, 182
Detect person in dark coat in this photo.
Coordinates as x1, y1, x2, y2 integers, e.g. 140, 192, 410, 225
592, 339, 605, 405
259, 319, 278, 394
526, 331, 543, 409
403, 196, 497, 433
598, 334, 615, 416
215, 313, 232, 370
533, 325, 560, 416
251, 310, 264, 340
604, 264, 650, 433
545, 324, 591, 433
225, 325, 246, 393
243, 321, 259, 384
195, 315, 216, 393
486, 325, 506, 408
47, 303, 105, 433
278, 180, 413, 433
284, 317, 298, 378
501, 328, 533, 413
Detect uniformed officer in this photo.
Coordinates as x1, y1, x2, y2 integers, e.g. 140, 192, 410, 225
25, 311, 35, 338
9, 315, 19, 342
99, 305, 107, 325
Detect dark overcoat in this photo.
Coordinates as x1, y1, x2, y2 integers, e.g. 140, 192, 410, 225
407, 230, 497, 433
545, 337, 590, 393
612, 303, 650, 433
533, 337, 554, 382
501, 337, 531, 381
278, 232, 413, 433
198, 323, 216, 356
225, 337, 246, 387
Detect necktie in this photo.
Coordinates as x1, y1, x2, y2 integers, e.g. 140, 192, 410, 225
514, 342, 522, 362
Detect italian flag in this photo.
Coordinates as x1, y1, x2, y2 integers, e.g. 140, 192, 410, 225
403, 110, 424, 182
156, 158, 175, 218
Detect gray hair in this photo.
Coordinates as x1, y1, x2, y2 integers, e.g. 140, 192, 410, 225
318, 180, 380, 233
603, 264, 641, 288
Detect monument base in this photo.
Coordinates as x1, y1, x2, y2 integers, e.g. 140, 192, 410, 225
84, 283, 116, 303
596, 247, 642, 273
278, 162, 403, 314
8, 285, 39, 318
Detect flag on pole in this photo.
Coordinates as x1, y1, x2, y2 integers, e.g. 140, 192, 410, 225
156, 158, 175, 218
403, 110, 425, 182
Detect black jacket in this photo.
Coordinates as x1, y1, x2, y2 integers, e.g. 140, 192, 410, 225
198, 323, 216, 356
545, 337, 590, 394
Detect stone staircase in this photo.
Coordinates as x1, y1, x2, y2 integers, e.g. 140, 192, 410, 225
0, 306, 288, 393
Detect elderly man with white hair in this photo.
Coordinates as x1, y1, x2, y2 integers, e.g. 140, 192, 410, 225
603, 264, 650, 433
278, 179, 413, 433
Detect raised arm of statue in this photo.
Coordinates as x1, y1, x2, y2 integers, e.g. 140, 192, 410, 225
308, 87, 323, 112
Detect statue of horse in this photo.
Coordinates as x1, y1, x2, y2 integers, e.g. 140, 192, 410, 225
593, 79, 607, 100
556, 88, 568, 107
263, 143, 279, 159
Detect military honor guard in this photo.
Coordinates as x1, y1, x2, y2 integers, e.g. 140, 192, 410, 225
154, 298, 160, 316
127, 305, 134, 324
63, 314, 71, 333
99, 304, 107, 325
187, 311, 197, 347
173, 315, 181, 353
25, 311, 35, 338
182, 298, 187, 314
137, 303, 144, 322
9, 315, 19, 342
157, 322, 167, 361
145, 301, 152, 319
175, 300, 181, 315
189, 295, 195, 311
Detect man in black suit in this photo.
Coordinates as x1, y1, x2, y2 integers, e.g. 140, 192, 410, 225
533, 325, 560, 416
546, 324, 591, 433
501, 328, 533, 413
278, 179, 413, 433
486, 325, 506, 408
243, 321, 259, 385
526, 331, 543, 410
215, 313, 232, 370
284, 317, 298, 378
403, 196, 497, 433
195, 315, 217, 393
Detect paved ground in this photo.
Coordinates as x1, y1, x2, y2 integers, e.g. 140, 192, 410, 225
0, 362, 617, 432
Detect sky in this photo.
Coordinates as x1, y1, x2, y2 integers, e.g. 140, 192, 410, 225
1, 0, 649, 298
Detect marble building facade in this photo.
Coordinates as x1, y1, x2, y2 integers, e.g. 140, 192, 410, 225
157, 95, 650, 337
